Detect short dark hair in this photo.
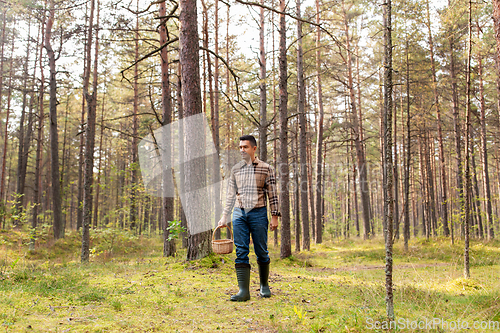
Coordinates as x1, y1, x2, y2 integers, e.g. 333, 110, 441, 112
239, 135, 257, 147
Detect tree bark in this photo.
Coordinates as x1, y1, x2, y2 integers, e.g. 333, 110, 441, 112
0, 12, 6, 196
314, 0, 324, 244
180, 0, 212, 260
470, 134, 483, 238
449, 0, 461, 245
463, 0, 472, 279
393, 87, 399, 239
403, 37, 411, 251
44, 1, 64, 240
14, 19, 33, 222
213, 0, 221, 240
278, 0, 291, 258
342, 0, 371, 240
159, 0, 176, 256
81, 0, 99, 263
129, 0, 140, 231
0, 22, 15, 224
271, 0, 279, 247
478, 53, 494, 240
77, 1, 89, 231
259, 0, 267, 162
0, 10, 6, 125
294, 130, 300, 252
382, 0, 394, 320
93, 91, 105, 229
426, 0, 449, 236
296, 0, 310, 250
493, 0, 500, 151
31, 15, 46, 250
424, 132, 437, 236
177, 61, 188, 249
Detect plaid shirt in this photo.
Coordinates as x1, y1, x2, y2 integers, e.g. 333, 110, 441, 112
223, 157, 281, 217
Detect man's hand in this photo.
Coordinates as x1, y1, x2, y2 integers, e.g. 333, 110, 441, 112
270, 215, 279, 231
218, 214, 228, 227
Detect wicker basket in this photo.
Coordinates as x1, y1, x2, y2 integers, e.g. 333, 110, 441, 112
212, 225, 234, 254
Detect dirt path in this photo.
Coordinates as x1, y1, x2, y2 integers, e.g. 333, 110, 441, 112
307, 262, 451, 272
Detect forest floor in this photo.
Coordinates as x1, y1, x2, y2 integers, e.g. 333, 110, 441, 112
0, 228, 499, 332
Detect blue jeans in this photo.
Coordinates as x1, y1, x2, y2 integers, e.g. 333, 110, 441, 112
232, 206, 270, 265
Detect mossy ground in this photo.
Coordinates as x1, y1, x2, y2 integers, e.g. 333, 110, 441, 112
0, 229, 499, 332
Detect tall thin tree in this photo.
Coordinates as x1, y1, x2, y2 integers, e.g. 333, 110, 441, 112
463, 0, 472, 279
129, 0, 140, 231
382, 0, 394, 320
278, 0, 291, 258
45, 0, 64, 239
81, 0, 99, 263
258, 0, 267, 162
296, 0, 310, 250
314, 0, 325, 244
159, 0, 176, 256
477, 51, 494, 240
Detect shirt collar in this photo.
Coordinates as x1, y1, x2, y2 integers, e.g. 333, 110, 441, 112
240, 156, 260, 168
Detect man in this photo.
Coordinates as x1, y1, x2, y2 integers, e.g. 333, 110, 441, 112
218, 135, 280, 301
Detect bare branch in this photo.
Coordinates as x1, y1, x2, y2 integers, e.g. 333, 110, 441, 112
120, 37, 179, 75
220, 90, 260, 127
234, 0, 346, 51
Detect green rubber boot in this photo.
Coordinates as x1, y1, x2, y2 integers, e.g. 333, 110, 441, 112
258, 260, 271, 298
230, 263, 251, 301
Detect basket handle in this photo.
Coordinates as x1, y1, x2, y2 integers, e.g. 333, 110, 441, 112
212, 225, 233, 241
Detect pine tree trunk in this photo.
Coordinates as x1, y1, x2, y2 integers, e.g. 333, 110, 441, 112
393, 89, 399, 240
159, 0, 176, 256
478, 53, 494, 239
449, 0, 461, 245
492, 0, 500, 148
93, 92, 105, 229
278, 0, 291, 258
294, 131, 300, 252
0, 23, 15, 224
296, 0, 310, 250
383, 0, 394, 319
424, 132, 437, 236
180, 0, 212, 260
306, 127, 316, 239
259, 0, 267, 162
177, 62, 188, 249
0, 12, 6, 206
0, 10, 5, 123
342, 0, 371, 240
463, 0, 472, 279
15, 19, 33, 221
44, 2, 64, 240
130, 0, 140, 231
403, 37, 411, 251
426, 0, 449, 236
76, 3, 88, 231
213, 0, 221, 240
31, 15, 46, 250
271, 0, 279, 247
351, 139, 360, 237
81, 0, 99, 263
470, 136, 483, 238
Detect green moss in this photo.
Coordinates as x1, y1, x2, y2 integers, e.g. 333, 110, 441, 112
0, 232, 498, 332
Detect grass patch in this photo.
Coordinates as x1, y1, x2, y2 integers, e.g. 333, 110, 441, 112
0, 229, 499, 332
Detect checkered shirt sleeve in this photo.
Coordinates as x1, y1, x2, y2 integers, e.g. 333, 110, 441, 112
264, 165, 281, 217
222, 167, 238, 216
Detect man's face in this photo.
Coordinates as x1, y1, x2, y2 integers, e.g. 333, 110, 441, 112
239, 140, 257, 161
